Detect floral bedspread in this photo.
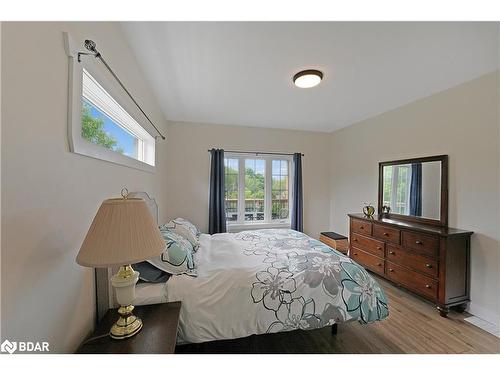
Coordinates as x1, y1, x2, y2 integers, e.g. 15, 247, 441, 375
166, 229, 388, 344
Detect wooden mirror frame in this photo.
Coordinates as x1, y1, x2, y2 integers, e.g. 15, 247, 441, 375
378, 155, 448, 227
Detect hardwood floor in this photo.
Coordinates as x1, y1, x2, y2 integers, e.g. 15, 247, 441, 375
175, 276, 500, 354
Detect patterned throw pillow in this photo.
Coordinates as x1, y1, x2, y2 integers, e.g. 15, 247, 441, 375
163, 218, 201, 250
147, 228, 197, 276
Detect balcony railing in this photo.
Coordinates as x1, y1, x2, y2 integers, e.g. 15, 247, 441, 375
225, 198, 289, 221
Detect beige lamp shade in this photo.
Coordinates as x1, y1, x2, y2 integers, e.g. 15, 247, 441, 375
76, 198, 165, 267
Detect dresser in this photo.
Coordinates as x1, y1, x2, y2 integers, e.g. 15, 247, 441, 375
348, 213, 473, 317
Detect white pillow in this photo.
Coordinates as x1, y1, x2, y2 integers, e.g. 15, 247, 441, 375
164, 218, 201, 250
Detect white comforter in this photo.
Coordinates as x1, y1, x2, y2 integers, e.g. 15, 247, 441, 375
166, 229, 388, 344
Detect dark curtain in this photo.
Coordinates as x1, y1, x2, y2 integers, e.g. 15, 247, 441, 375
291, 153, 303, 232
208, 149, 226, 234
409, 163, 422, 216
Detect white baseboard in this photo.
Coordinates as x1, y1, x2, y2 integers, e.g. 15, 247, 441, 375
466, 303, 500, 337
464, 316, 500, 338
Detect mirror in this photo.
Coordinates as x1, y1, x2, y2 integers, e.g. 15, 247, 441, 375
378, 155, 448, 226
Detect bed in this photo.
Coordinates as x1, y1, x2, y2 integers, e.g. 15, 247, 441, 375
169, 229, 389, 343
129, 193, 389, 344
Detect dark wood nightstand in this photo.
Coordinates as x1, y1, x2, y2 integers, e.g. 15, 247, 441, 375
76, 301, 181, 354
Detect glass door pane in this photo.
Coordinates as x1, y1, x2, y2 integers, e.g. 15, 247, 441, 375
244, 159, 265, 221
224, 158, 239, 221
272, 160, 289, 220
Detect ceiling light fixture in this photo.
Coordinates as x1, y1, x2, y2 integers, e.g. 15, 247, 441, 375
293, 69, 323, 88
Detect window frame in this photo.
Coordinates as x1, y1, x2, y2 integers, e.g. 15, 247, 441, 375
224, 152, 294, 231
65, 32, 157, 173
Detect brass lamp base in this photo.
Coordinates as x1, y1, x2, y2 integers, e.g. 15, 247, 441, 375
109, 265, 143, 340
110, 304, 143, 339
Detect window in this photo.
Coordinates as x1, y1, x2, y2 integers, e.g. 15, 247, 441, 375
224, 154, 293, 228
383, 165, 411, 215
66, 32, 157, 172
80, 69, 155, 167
82, 99, 139, 158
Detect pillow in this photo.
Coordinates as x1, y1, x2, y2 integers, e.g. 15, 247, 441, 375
133, 261, 171, 283
147, 228, 197, 276
163, 218, 201, 250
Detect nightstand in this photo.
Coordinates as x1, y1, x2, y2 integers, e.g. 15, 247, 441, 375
76, 301, 181, 354
320, 231, 348, 254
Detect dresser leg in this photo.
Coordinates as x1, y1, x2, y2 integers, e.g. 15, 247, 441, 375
437, 306, 449, 318
452, 303, 468, 314
331, 324, 338, 336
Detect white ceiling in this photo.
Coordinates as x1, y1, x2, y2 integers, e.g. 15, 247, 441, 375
122, 22, 499, 132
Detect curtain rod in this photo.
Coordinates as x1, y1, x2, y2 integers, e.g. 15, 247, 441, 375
77, 40, 166, 140
207, 150, 304, 156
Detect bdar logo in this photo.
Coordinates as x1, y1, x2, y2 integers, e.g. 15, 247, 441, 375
1, 340, 17, 354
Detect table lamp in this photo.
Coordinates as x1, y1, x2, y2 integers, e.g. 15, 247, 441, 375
76, 189, 165, 339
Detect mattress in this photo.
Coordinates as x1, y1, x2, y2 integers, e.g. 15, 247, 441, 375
134, 281, 168, 306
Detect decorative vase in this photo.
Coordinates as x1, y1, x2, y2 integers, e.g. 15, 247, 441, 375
363, 203, 375, 217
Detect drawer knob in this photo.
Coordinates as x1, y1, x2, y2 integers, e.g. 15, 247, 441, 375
415, 240, 423, 245
388, 268, 394, 272
383, 232, 389, 236
353, 252, 358, 256
377, 263, 382, 266
360, 226, 364, 229
425, 263, 433, 269
425, 284, 432, 289
353, 238, 358, 242
377, 246, 382, 250
389, 251, 395, 255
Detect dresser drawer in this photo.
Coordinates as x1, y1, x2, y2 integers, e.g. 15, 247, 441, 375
350, 219, 372, 236
351, 248, 385, 275
350, 233, 385, 257
401, 231, 439, 257
373, 224, 400, 245
386, 244, 438, 278
386, 261, 438, 300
